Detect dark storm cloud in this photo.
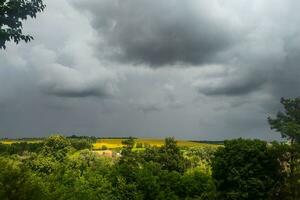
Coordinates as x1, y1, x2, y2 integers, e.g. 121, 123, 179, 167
42, 84, 108, 98
197, 71, 267, 96
267, 40, 300, 100
190, 0, 300, 99
73, 0, 238, 66
1, 0, 300, 140
36, 62, 116, 99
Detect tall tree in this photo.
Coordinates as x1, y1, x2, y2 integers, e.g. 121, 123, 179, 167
212, 139, 282, 200
158, 137, 189, 173
268, 97, 300, 199
41, 134, 71, 161
268, 97, 300, 143
0, 0, 45, 49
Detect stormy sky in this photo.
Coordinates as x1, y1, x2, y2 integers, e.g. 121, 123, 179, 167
1, 0, 299, 140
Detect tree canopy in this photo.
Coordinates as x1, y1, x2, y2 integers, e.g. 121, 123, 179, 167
212, 139, 282, 200
268, 97, 300, 143
268, 97, 300, 199
0, 134, 299, 199
0, 0, 45, 49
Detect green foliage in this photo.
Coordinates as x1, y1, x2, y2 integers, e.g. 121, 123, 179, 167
26, 155, 59, 175
159, 137, 188, 173
113, 137, 214, 199
136, 142, 143, 148
268, 97, 300, 142
121, 137, 135, 152
70, 139, 93, 150
268, 142, 300, 200
180, 168, 216, 199
135, 162, 161, 199
0, 0, 46, 49
41, 134, 72, 161
1, 134, 299, 200
212, 139, 282, 200
142, 137, 190, 174
0, 142, 43, 155
268, 97, 300, 199
185, 146, 217, 169
0, 156, 48, 200
51, 171, 115, 200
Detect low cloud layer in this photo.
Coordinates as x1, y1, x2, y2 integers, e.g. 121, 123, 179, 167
0, 0, 299, 140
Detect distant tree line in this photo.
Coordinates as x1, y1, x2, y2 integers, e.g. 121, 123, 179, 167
0, 142, 43, 155
189, 141, 224, 145
0, 137, 93, 155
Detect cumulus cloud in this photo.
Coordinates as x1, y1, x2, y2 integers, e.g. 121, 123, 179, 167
18, 0, 118, 99
40, 66, 115, 98
28, 45, 118, 99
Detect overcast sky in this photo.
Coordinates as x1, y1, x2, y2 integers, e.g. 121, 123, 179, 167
1, 0, 299, 140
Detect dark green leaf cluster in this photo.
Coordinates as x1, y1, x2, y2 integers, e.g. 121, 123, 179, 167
113, 137, 215, 199
0, 0, 45, 49
268, 97, 300, 142
69, 138, 93, 151
268, 97, 300, 199
0, 142, 43, 155
212, 139, 283, 200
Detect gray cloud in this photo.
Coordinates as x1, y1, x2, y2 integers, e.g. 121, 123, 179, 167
73, 0, 239, 67
42, 84, 108, 98
136, 103, 162, 114
36, 62, 117, 99
196, 70, 267, 96
188, 0, 300, 99
1, 0, 300, 141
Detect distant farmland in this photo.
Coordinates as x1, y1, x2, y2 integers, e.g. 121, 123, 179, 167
0, 138, 220, 150
92, 138, 220, 150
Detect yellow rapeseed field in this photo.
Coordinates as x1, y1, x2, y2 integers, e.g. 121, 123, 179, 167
1, 141, 14, 145
92, 138, 218, 150
1, 138, 219, 150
